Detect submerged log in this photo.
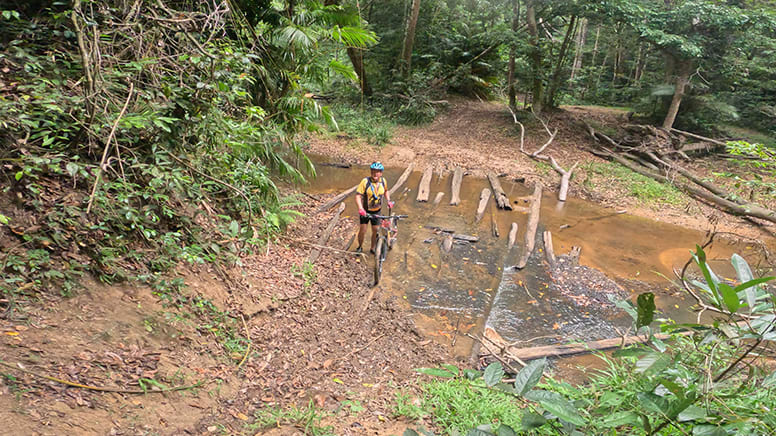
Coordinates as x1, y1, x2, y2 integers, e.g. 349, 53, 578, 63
515, 183, 542, 269
308, 202, 346, 264
476, 188, 491, 222
508, 223, 518, 249
316, 185, 357, 214
490, 206, 500, 238
442, 233, 453, 252
433, 192, 445, 205
450, 167, 464, 205
543, 231, 556, 267
487, 172, 513, 210
416, 166, 433, 202
388, 162, 416, 197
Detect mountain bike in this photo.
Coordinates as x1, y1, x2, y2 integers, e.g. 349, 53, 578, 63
368, 210, 408, 286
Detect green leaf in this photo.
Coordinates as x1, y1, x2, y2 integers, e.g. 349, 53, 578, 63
635, 353, 670, 374
692, 425, 727, 436
15, 171, 23, 181
442, 364, 459, 375
731, 253, 757, 309
465, 429, 493, 436
718, 282, 740, 313
513, 358, 546, 395
66, 162, 79, 178
637, 392, 669, 414
600, 411, 641, 428
636, 293, 655, 329
541, 398, 586, 426
763, 371, 776, 388
496, 424, 517, 436
520, 412, 547, 430
694, 246, 721, 305
463, 369, 481, 380
677, 405, 707, 422
415, 368, 456, 378
0, 214, 9, 225
525, 390, 585, 426
483, 362, 504, 387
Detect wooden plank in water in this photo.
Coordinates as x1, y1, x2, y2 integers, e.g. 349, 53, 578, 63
487, 172, 513, 210
508, 223, 518, 249
308, 202, 346, 264
475, 188, 491, 222
433, 192, 445, 205
388, 162, 415, 197
416, 166, 433, 202
450, 167, 464, 205
315, 185, 357, 214
515, 183, 542, 269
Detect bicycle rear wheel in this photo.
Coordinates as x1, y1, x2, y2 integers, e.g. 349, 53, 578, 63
373, 237, 385, 286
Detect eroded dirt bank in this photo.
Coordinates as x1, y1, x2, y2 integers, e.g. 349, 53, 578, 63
1, 197, 449, 435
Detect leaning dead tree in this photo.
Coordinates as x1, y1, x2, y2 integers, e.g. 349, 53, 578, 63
510, 108, 577, 201
584, 122, 776, 225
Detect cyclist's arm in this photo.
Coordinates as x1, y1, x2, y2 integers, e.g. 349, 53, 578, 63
384, 181, 392, 205
355, 193, 365, 210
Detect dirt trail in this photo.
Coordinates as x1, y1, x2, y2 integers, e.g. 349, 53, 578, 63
1, 199, 449, 435
308, 98, 774, 241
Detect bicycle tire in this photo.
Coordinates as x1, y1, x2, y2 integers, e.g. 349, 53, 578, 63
373, 237, 385, 286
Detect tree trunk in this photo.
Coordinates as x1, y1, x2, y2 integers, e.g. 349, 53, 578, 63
569, 18, 586, 81
449, 167, 464, 205
326, 0, 372, 96
581, 25, 600, 99
526, 0, 543, 113
507, 0, 519, 109
347, 47, 372, 96
399, 0, 422, 76
662, 59, 693, 130
416, 165, 433, 202
546, 15, 577, 108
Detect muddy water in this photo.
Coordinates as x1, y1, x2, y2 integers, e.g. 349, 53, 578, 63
304, 160, 774, 359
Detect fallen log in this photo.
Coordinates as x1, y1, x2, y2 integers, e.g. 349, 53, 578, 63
508, 223, 518, 250
424, 225, 480, 242
490, 206, 500, 237
543, 231, 556, 268
476, 188, 491, 222
388, 162, 415, 197
307, 202, 346, 264
493, 330, 693, 361
416, 166, 433, 202
487, 172, 513, 210
442, 233, 453, 252
515, 183, 542, 269
433, 192, 445, 205
450, 167, 464, 205
670, 127, 727, 148
587, 125, 776, 225
315, 185, 357, 214
610, 148, 776, 225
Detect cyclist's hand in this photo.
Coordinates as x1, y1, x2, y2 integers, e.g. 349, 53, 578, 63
388, 201, 395, 209
358, 208, 366, 217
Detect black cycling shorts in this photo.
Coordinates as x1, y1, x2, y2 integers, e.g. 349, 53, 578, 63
360, 209, 381, 225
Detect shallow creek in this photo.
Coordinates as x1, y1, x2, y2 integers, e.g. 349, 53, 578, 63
304, 160, 774, 375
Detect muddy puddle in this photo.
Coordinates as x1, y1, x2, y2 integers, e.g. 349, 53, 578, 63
303, 159, 775, 363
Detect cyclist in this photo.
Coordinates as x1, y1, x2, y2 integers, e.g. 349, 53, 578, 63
355, 162, 394, 254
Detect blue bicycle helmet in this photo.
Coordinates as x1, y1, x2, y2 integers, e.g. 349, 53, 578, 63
370, 162, 384, 171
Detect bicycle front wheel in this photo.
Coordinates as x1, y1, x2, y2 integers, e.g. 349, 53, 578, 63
373, 237, 385, 286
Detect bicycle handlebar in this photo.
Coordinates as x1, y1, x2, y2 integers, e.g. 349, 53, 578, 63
367, 214, 408, 219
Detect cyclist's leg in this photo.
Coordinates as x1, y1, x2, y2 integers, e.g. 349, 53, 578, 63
357, 215, 369, 250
